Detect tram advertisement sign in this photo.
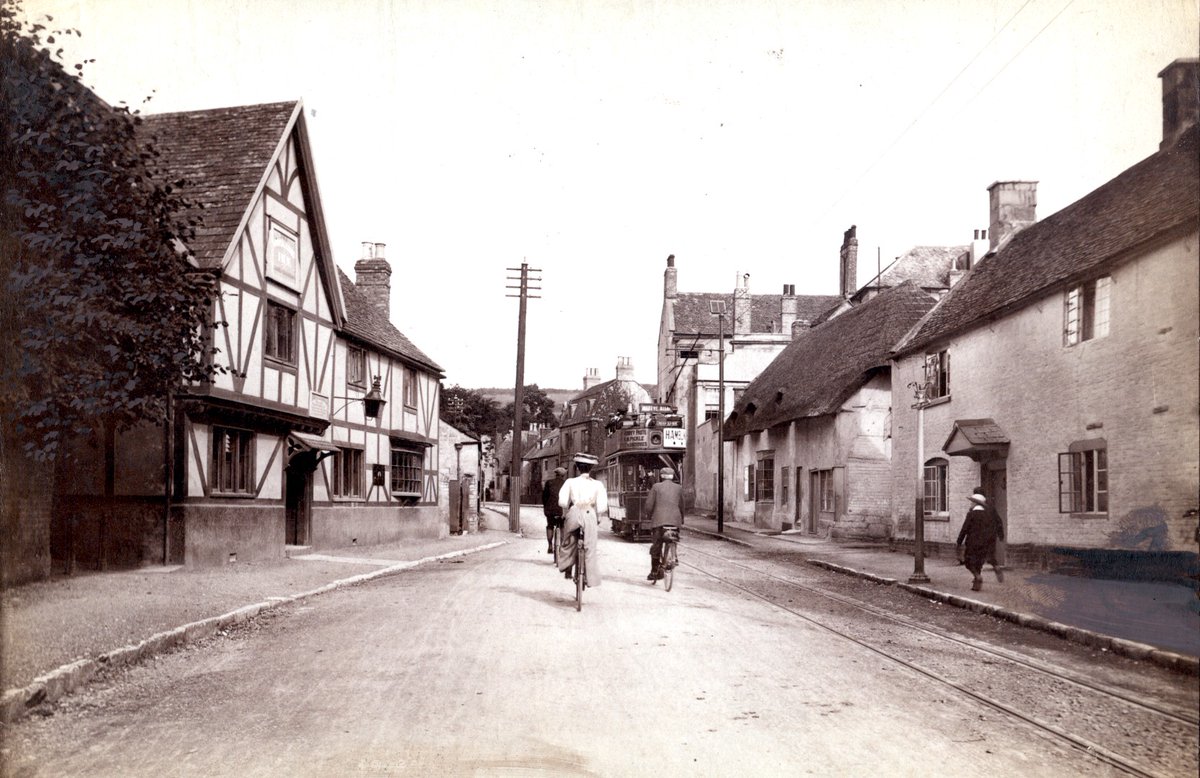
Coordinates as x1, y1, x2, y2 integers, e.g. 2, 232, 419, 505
639, 403, 675, 414
663, 428, 686, 449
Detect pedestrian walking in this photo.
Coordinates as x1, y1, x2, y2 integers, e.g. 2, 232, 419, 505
643, 467, 684, 581
541, 466, 567, 554
956, 492, 1005, 591
556, 453, 608, 587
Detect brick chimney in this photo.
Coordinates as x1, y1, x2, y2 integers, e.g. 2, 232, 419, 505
354, 241, 391, 319
732, 273, 751, 334
780, 284, 798, 333
582, 367, 600, 390
839, 225, 858, 298
615, 356, 635, 381
987, 182, 1037, 251
664, 254, 677, 299
1159, 58, 1200, 150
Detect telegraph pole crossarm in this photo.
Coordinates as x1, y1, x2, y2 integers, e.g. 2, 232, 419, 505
506, 263, 541, 533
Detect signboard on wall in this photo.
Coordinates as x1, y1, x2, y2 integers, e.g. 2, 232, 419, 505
266, 221, 300, 289
309, 392, 330, 420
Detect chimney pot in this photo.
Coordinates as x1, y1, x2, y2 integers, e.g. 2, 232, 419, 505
664, 254, 678, 299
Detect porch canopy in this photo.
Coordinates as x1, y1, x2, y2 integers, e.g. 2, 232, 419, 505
942, 418, 1010, 462
287, 431, 338, 466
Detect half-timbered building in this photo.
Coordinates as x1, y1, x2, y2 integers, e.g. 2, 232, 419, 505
55, 100, 445, 569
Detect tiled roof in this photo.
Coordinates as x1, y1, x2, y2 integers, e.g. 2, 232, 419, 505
858, 245, 968, 296
724, 281, 937, 438
898, 125, 1200, 355
138, 101, 299, 268
337, 269, 443, 374
672, 292, 843, 335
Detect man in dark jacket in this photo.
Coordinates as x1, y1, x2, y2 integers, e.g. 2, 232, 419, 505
956, 492, 1005, 591
542, 467, 567, 554
644, 467, 684, 581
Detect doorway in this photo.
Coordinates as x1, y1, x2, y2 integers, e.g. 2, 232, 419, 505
794, 467, 803, 532
982, 459, 1008, 538
285, 454, 314, 546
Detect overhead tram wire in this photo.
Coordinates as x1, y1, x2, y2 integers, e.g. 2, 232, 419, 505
821, 0, 1042, 216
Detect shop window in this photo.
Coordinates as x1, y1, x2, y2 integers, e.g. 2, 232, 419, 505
391, 446, 423, 499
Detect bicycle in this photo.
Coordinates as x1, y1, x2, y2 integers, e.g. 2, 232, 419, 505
654, 525, 680, 592
570, 527, 587, 611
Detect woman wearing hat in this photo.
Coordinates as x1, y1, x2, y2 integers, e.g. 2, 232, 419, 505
556, 453, 608, 587
955, 492, 1005, 591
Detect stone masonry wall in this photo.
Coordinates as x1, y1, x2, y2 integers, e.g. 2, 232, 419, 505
892, 233, 1200, 558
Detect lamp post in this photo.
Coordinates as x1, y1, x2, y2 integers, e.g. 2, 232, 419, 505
908, 380, 931, 584
710, 300, 727, 534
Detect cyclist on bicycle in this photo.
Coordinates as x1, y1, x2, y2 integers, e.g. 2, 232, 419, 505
541, 466, 567, 554
556, 453, 608, 585
644, 467, 684, 581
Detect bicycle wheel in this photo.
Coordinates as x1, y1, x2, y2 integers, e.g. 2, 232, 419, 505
663, 542, 676, 592
574, 556, 584, 611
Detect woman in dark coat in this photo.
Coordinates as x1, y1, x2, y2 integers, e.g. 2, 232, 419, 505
956, 492, 1004, 591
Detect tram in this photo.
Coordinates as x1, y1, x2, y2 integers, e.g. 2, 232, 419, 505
599, 403, 687, 540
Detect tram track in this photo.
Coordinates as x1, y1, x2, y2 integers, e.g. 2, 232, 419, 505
677, 537, 1198, 778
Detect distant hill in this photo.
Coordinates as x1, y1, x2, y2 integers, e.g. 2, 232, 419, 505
474, 387, 576, 410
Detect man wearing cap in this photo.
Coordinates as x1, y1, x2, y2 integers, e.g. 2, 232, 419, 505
541, 466, 568, 554
556, 453, 608, 586
956, 491, 1005, 591
644, 467, 684, 581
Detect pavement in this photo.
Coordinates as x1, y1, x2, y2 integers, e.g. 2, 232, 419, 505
682, 513, 1200, 673
1, 503, 1196, 726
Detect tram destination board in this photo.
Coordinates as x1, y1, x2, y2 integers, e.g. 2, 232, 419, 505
618, 428, 687, 449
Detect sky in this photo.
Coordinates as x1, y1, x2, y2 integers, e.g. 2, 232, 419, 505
20, 0, 1199, 391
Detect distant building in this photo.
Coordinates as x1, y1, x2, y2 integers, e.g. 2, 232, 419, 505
723, 282, 936, 536
656, 255, 841, 511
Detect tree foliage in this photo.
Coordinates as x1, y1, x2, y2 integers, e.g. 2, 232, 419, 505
0, 0, 219, 461
501, 384, 558, 432
441, 385, 504, 441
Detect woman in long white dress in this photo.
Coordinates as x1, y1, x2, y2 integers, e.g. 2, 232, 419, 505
556, 453, 608, 586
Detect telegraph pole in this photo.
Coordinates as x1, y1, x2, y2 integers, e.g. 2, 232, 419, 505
506, 262, 541, 533
710, 301, 727, 534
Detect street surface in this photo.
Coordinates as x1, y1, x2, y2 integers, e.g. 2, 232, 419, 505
3, 529, 1196, 777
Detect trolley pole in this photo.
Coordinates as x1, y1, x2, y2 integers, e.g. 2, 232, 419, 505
506, 262, 541, 533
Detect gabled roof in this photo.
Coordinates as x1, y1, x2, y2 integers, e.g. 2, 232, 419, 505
559, 377, 650, 426
138, 101, 299, 269
897, 125, 1199, 356
138, 99, 347, 327
672, 292, 843, 336
724, 281, 937, 438
337, 268, 443, 375
856, 245, 968, 299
